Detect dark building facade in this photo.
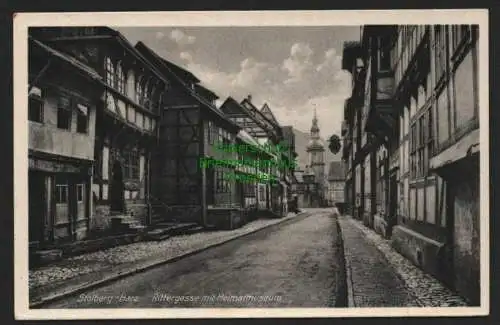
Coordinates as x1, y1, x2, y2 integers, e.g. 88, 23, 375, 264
341, 25, 480, 304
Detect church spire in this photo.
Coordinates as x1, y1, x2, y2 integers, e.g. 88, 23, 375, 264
311, 107, 319, 134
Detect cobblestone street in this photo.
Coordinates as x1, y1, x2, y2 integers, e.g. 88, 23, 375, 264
29, 212, 304, 305
36, 209, 344, 308
30, 210, 472, 309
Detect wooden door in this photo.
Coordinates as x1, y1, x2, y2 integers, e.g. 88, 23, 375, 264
54, 175, 71, 241
74, 182, 87, 240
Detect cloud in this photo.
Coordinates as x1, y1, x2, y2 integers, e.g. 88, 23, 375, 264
282, 42, 314, 84
171, 42, 351, 135
169, 29, 196, 46
179, 51, 193, 62
155, 31, 165, 40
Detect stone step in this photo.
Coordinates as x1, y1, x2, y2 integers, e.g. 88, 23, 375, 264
144, 228, 171, 241
30, 249, 63, 266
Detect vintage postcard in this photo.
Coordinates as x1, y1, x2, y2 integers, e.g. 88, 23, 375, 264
13, 9, 489, 319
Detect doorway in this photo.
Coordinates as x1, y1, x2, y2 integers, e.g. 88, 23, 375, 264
29, 171, 46, 244
388, 172, 398, 237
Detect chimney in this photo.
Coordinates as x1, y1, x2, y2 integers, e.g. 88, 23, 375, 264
247, 94, 252, 102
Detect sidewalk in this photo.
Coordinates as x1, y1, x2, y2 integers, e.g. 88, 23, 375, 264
338, 216, 469, 307
29, 212, 306, 307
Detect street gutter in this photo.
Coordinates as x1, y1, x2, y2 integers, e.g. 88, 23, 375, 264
337, 216, 355, 307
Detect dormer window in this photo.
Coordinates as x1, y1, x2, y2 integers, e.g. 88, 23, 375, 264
28, 86, 44, 123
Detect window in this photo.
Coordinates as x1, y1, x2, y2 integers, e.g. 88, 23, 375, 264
116, 62, 125, 94
126, 70, 135, 99
410, 124, 417, 178
124, 149, 140, 179
207, 167, 215, 204
57, 96, 72, 130
76, 184, 84, 202
135, 76, 143, 105
451, 25, 471, 55
76, 103, 89, 133
437, 86, 450, 145
453, 49, 476, 128
215, 170, 229, 193
434, 26, 448, 85
427, 107, 434, 157
28, 87, 44, 123
417, 116, 425, 176
143, 80, 151, 109
136, 112, 143, 129
55, 184, 68, 204
105, 57, 115, 87
208, 121, 213, 144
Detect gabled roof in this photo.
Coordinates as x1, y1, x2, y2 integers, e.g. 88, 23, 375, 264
134, 41, 239, 132
260, 103, 280, 128
328, 161, 346, 181
29, 36, 102, 82
157, 56, 200, 84
241, 98, 281, 139
220, 97, 271, 138
195, 83, 219, 100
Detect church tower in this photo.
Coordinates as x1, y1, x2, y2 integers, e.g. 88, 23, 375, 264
306, 108, 325, 185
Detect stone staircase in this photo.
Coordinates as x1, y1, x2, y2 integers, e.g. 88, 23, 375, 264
110, 214, 147, 234
144, 222, 202, 241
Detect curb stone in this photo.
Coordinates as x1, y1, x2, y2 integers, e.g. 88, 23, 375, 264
336, 218, 355, 307
30, 211, 310, 308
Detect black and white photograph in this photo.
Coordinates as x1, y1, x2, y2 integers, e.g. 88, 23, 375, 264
14, 10, 489, 319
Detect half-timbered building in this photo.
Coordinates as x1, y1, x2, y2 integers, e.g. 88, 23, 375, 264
135, 41, 247, 229
31, 27, 170, 233
240, 96, 287, 216
219, 96, 286, 217
28, 35, 104, 248
341, 25, 480, 305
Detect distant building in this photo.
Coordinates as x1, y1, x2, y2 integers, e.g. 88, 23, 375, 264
305, 108, 326, 207
327, 161, 346, 207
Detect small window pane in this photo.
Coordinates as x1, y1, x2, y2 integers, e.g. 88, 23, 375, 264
76, 103, 89, 133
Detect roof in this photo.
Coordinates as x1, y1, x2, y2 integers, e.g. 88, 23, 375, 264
108, 29, 169, 85
260, 103, 280, 128
241, 98, 281, 139
29, 36, 102, 82
220, 97, 272, 138
134, 41, 239, 132
195, 83, 219, 100
328, 161, 346, 181
158, 56, 200, 84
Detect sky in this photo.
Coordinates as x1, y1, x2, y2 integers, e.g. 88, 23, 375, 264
116, 26, 361, 135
